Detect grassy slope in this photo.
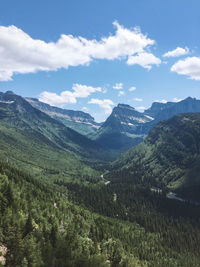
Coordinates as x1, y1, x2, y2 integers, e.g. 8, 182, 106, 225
0, 122, 99, 182
0, 96, 112, 161
0, 100, 106, 182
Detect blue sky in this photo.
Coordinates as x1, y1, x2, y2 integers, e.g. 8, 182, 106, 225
0, 0, 200, 121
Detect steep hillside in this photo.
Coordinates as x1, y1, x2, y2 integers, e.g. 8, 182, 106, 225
26, 97, 101, 136
110, 113, 200, 200
0, 91, 112, 180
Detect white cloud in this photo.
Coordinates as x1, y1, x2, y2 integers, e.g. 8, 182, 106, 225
39, 91, 76, 106
127, 52, 161, 70
88, 98, 114, 114
0, 22, 157, 81
113, 83, 123, 90
133, 97, 143, 102
39, 84, 102, 107
155, 99, 167, 103
173, 97, 183, 102
163, 47, 189, 58
71, 84, 102, 98
118, 91, 124, 96
171, 57, 200, 80
135, 106, 146, 111
129, 86, 136, 92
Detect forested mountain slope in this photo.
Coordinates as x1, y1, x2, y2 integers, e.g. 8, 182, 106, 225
0, 162, 147, 266
1, 92, 200, 266
0, 91, 112, 181
1, 161, 200, 266
110, 113, 200, 200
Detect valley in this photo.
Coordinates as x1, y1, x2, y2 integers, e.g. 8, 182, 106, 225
1, 1, 200, 266
1, 91, 200, 266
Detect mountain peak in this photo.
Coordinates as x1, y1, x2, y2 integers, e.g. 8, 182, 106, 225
117, 103, 135, 110
184, 96, 196, 102
5, 90, 15, 95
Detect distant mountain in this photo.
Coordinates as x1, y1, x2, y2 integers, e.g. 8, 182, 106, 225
110, 113, 200, 201
26, 97, 101, 136
92, 104, 153, 151
94, 97, 200, 152
0, 91, 112, 178
143, 97, 200, 132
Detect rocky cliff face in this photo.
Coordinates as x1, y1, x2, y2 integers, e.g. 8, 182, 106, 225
26, 98, 101, 136
102, 103, 153, 134
144, 97, 200, 122
92, 104, 151, 151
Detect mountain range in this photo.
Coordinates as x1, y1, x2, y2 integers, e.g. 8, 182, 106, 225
93, 97, 200, 152
1, 90, 200, 265
26, 94, 200, 154
0, 91, 112, 183
1, 90, 200, 192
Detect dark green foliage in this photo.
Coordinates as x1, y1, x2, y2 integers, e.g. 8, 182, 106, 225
0, 91, 113, 168
111, 113, 200, 200
2, 160, 200, 266
0, 162, 147, 266
1, 92, 200, 266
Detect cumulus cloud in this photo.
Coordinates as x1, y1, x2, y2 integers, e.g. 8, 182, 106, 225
118, 91, 124, 96
133, 97, 143, 102
155, 99, 167, 103
39, 91, 76, 106
129, 86, 136, 92
113, 83, 123, 90
0, 22, 158, 81
39, 84, 102, 107
88, 98, 114, 114
127, 52, 161, 70
71, 84, 102, 98
163, 47, 189, 58
171, 57, 200, 80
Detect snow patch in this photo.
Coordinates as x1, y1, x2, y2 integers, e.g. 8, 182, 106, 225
144, 115, 154, 120
0, 100, 14, 104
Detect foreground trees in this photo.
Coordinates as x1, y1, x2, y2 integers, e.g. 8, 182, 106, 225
1, 162, 200, 266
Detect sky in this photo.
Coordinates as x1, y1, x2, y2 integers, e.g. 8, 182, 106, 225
0, 0, 200, 122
